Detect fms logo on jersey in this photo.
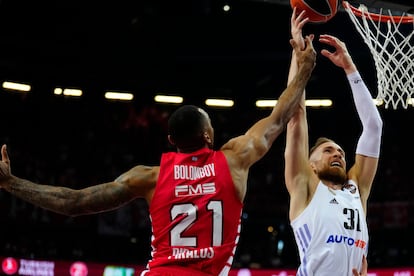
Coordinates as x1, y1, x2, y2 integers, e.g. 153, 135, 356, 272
326, 234, 367, 249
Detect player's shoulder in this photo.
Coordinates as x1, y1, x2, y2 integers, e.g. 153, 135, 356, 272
128, 165, 160, 184
131, 164, 160, 172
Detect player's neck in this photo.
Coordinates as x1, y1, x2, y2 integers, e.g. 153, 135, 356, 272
322, 180, 343, 190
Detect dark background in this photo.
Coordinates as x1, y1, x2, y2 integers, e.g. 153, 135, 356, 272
0, 0, 413, 270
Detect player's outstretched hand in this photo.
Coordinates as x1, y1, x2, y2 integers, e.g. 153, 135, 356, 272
0, 144, 12, 187
319, 34, 357, 73
291, 35, 316, 74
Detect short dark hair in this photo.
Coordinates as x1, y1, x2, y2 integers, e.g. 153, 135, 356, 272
168, 105, 206, 149
309, 137, 335, 157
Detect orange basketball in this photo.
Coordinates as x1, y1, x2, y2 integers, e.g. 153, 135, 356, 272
290, 0, 341, 23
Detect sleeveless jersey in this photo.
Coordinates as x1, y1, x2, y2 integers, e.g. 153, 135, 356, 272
291, 180, 369, 276
141, 148, 243, 276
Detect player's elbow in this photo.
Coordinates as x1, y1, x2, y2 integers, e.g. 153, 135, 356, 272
58, 201, 83, 217
366, 114, 383, 136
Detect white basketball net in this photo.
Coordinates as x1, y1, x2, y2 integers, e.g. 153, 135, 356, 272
343, 1, 414, 109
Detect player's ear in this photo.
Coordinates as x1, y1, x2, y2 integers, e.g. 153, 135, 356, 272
309, 161, 317, 172
168, 135, 176, 146
203, 132, 212, 144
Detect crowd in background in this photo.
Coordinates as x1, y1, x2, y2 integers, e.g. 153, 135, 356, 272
0, 91, 413, 269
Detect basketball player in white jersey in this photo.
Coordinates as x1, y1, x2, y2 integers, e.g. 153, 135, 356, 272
285, 8, 382, 276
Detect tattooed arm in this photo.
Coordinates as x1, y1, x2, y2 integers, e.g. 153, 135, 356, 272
0, 144, 159, 216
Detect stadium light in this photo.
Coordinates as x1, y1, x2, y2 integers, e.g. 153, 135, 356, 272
2, 81, 31, 92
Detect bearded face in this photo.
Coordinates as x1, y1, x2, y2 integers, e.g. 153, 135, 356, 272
310, 141, 347, 185
316, 161, 347, 184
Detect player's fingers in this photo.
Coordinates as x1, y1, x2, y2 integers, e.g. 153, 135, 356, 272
319, 34, 336, 46
320, 49, 333, 59
304, 35, 315, 49
319, 38, 334, 47
291, 7, 297, 22
298, 16, 309, 28
290, 38, 298, 50
319, 34, 335, 40
1, 144, 10, 165
351, 268, 359, 276
296, 9, 307, 22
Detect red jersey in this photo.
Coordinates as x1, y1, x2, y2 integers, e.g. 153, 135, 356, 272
141, 148, 243, 276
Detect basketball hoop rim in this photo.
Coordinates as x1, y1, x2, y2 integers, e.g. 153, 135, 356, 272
342, 1, 414, 23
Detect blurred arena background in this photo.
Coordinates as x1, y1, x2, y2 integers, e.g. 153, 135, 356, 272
0, 0, 413, 274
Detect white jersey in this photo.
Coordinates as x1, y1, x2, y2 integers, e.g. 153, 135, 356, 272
291, 180, 368, 276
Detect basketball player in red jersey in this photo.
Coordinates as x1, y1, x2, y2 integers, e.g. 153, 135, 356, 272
285, 7, 381, 276
0, 37, 316, 275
